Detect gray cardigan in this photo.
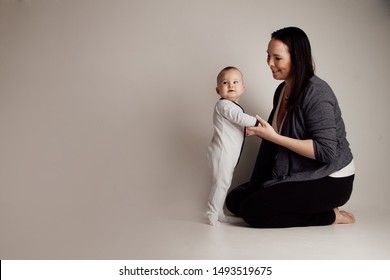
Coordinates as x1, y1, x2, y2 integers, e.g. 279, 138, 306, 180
250, 75, 353, 188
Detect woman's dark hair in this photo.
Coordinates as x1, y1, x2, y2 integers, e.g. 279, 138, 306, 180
271, 27, 315, 112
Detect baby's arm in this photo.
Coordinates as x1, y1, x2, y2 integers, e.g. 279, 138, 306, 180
216, 99, 259, 127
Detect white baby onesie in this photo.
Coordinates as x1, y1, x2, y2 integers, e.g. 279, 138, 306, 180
207, 98, 258, 225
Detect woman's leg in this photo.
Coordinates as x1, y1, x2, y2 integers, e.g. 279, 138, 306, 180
238, 175, 354, 228
225, 182, 259, 217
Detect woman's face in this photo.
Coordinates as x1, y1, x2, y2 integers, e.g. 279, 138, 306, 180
266, 39, 293, 83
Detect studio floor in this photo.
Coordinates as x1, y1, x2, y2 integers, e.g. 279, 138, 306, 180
2, 195, 390, 260
1, 0, 390, 263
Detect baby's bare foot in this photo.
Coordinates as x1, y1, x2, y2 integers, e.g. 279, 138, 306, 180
333, 208, 356, 224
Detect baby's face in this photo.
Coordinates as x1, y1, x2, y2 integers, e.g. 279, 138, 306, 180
216, 69, 245, 102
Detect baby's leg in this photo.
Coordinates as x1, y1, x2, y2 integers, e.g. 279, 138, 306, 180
207, 213, 218, 225
207, 149, 235, 226
206, 211, 228, 225
218, 212, 228, 223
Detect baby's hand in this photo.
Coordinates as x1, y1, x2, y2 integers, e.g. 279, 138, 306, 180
247, 115, 264, 136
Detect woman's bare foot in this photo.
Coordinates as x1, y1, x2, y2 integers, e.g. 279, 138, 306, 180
333, 208, 356, 224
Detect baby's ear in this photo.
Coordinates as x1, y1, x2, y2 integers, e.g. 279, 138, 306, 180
215, 87, 220, 95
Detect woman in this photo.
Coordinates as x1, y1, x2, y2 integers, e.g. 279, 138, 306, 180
225, 27, 356, 228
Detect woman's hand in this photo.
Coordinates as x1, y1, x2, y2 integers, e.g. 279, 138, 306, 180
247, 115, 316, 160
246, 115, 278, 141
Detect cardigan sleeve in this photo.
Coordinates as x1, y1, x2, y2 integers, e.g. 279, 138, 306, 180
302, 82, 338, 163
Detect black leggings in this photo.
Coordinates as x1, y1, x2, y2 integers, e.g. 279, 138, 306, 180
225, 175, 354, 228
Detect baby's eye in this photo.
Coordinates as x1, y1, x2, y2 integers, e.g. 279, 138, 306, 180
234, 81, 239, 84
222, 81, 228, 84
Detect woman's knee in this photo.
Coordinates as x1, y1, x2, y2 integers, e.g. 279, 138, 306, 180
225, 183, 252, 216
225, 189, 241, 216
239, 195, 272, 228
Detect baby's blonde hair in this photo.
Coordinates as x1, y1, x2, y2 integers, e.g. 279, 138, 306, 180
217, 66, 243, 84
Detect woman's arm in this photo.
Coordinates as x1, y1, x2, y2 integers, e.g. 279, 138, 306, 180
246, 116, 315, 160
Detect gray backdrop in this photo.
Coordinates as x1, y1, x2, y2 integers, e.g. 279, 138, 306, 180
1, 0, 389, 258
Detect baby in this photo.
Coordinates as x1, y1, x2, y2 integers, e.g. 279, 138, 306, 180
207, 66, 259, 225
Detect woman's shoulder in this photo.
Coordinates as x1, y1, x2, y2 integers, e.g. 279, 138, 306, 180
307, 75, 330, 87
305, 75, 336, 100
